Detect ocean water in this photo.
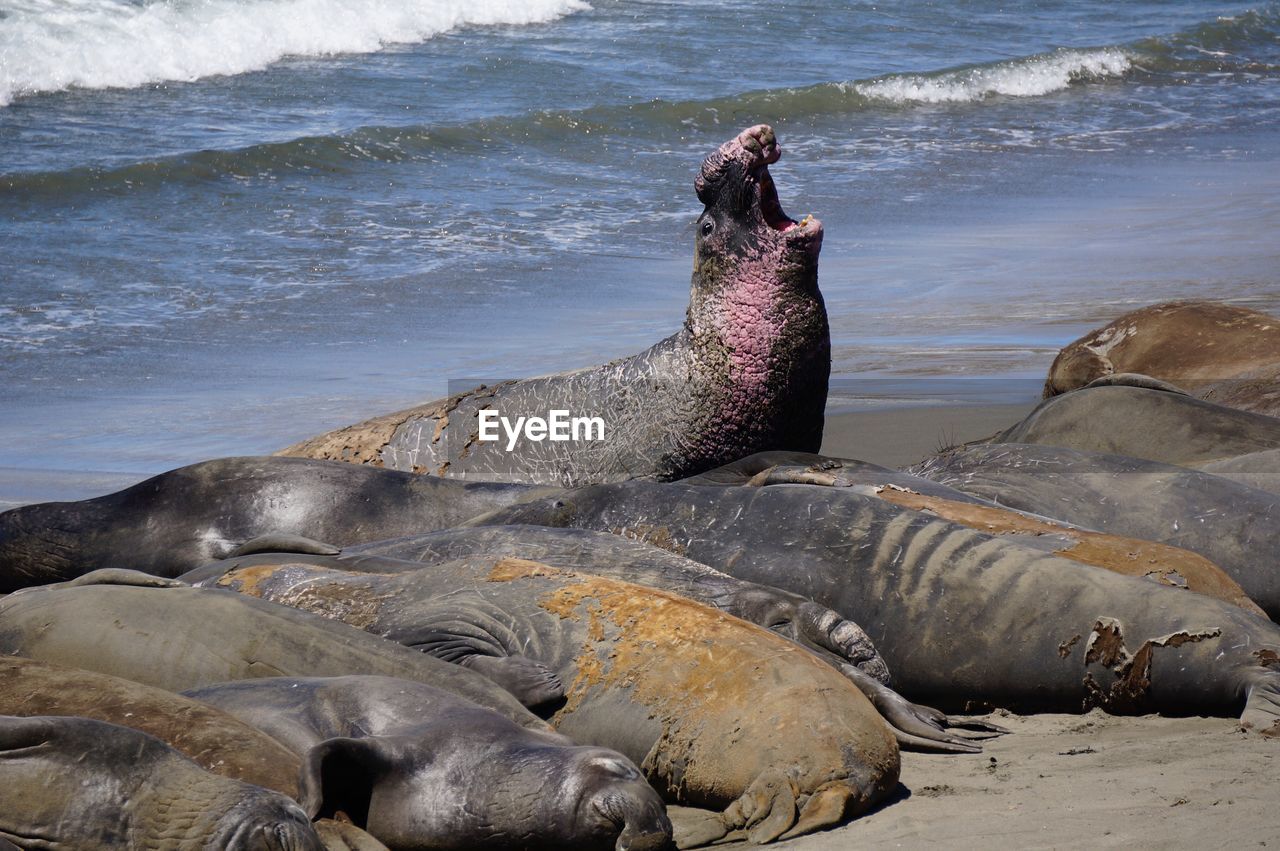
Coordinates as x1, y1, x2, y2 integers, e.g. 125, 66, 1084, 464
2, 0, 1279, 491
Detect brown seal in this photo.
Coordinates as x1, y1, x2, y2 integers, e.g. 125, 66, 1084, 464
1043, 300, 1280, 417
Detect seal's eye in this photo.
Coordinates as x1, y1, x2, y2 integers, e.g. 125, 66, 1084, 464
699, 219, 714, 237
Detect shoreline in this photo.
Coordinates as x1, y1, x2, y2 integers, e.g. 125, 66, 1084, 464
0, 401, 1036, 509
820, 402, 1034, 470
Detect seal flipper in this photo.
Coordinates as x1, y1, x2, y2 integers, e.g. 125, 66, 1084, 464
1241, 673, 1280, 739
666, 806, 730, 849
836, 662, 1006, 753
382, 603, 565, 710
457, 654, 565, 710
227, 534, 342, 558
9, 568, 187, 596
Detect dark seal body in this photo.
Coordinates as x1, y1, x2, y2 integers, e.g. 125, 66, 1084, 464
469, 480, 1280, 736
681, 452, 1262, 615
0, 455, 545, 590
278, 125, 829, 486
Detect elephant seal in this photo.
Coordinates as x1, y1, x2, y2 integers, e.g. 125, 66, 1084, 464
184, 530, 1004, 754
680, 452, 1264, 615
0, 571, 553, 724
910, 442, 1280, 620
1043, 300, 1280, 417
984, 385, 1280, 467
0, 714, 322, 850
197, 556, 901, 845
182, 676, 671, 851
0, 455, 545, 591
278, 124, 829, 486
464, 479, 1280, 736
0, 656, 303, 799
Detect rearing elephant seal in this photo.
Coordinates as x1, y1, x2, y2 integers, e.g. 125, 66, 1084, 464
279, 124, 829, 486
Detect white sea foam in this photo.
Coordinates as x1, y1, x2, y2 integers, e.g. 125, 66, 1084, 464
851, 48, 1132, 104
0, 0, 589, 105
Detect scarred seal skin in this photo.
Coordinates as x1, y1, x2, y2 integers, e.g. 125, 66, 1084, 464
1198, 447, 1280, 495
277, 125, 829, 486
0, 714, 322, 851
469, 480, 1280, 739
195, 557, 901, 845
182, 676, 671, 851
0, 656, 304, 799
910, 442, 1280, 620
984, 384, 1280, 467
681, 452, 1265, 616
1043, 300, 1280, 417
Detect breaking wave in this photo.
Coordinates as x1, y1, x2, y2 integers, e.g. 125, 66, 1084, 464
0, 0, 589, 105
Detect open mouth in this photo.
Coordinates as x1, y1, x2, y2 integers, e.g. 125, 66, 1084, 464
753, 165, 821, 240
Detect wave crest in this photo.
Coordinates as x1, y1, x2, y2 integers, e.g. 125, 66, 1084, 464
851, 48, 1132, 104
0, 0, 589, 106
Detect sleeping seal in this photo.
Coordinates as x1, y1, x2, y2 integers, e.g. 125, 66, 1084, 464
195, 556, 901, 845
1043, 300, 1280, 417
466, 478, 1280, 737
183, 676, 671, 851
0, 714, 322, 850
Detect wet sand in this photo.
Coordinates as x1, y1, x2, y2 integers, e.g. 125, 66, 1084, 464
0, 401, 1037, 509
820, 403, 1035, 469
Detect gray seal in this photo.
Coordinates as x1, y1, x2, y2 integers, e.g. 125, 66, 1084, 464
278, 124, 829, 486
0, 456, 547, 591
182, 676, 671, 851
983, 385, 1280, 467
0, 571, 548, 724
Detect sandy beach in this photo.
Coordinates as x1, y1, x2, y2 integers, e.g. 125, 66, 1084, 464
811, 402, 1280, 849
3, 401, 1277, 851
820, 403, 1036, 470
725, 710, 1279, 850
